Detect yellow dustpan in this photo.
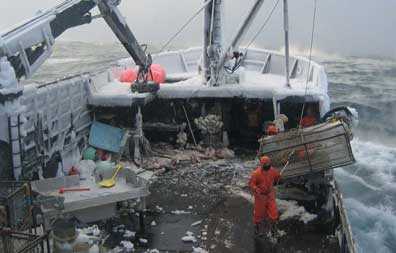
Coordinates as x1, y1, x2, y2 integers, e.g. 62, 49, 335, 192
98, 164, 123, 188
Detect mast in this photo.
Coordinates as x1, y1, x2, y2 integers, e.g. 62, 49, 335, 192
212, 0, 265, 86
203, 1, 211, 81
283, 0, 291, 87
203, 0, 224, 86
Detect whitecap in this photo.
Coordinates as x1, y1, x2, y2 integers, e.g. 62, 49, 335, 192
344, 198, 396, 253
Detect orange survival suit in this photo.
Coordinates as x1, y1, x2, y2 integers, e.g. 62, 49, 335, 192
298, 115, 318, 159
300, 115, 317, 128
249, 156, 281, 225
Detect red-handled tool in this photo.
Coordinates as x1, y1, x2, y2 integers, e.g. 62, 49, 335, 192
59, 187, 90, 194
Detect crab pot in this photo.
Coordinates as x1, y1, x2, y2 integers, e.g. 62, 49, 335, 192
259, 121, 355, 179
0, 229, 50, 253
0, 181, 33, 230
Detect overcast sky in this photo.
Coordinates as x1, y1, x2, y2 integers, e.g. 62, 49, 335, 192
1, 0, 395, 58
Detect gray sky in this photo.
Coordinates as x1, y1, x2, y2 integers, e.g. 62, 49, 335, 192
1, 0, 395, 58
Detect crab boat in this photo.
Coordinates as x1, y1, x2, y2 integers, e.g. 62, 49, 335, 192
0, 0, 357, 252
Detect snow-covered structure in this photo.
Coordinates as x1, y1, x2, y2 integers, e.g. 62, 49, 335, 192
0, 1, 356, 253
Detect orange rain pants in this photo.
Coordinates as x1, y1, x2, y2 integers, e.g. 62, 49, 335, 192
249, 167, 281, 224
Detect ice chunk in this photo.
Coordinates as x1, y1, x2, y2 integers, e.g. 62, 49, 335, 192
192, 247, 208, 253
182, 235, 197, 243
171, 210, 191, 215
191, 220, 202, 227
182, 231, 197, 242
123, 230, 136, 239
139, 238, 148, 244
278, 199, 317, 223
120, 241, 134, 252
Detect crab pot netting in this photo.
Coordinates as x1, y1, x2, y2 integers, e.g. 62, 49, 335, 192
0, 182, 33, 230
259, 121, 355, 179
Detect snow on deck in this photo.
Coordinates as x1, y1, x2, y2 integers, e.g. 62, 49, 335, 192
158, 71, 327, 100
87, 71, 155, 107
87, 47, 330, 111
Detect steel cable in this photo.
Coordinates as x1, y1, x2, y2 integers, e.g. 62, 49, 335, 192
298, 0, 318, 128
158, 0, 212, 53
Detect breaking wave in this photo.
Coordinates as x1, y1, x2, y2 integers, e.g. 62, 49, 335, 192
344, 198, 396, 253
336, 139, 396, 253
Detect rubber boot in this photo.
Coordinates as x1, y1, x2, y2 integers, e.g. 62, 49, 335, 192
269, 222, 279, 244
254, 223, 260, 236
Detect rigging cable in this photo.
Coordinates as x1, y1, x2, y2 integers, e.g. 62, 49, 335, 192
158, 0, 212, 53
278, 0, 318, 172
298, 0, 318, 128
245, 0, 280, 50
225, 0, 280, 74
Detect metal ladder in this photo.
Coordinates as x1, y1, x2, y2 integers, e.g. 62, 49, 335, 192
8, 115, 23, 180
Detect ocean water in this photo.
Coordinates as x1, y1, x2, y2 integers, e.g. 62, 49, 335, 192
31, 42, 396, 253
324, 56, 396, 253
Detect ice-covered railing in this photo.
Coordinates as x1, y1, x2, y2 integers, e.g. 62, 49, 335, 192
241, 48, 328, 90
117, 47, 327, 90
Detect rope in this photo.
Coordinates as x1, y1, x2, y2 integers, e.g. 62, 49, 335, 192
182, 104, 198, 146
158, 0, 212, 53
272, 1, 318, 179
298, 0, 318, 128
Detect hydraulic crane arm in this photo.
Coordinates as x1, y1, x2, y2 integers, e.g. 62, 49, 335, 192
97, 0, 151, 68
0, 0, 150, 80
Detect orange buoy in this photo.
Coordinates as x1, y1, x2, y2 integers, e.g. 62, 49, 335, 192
148, 64, 166, 84
119, 68, 137, 83
119, 65, 166, 84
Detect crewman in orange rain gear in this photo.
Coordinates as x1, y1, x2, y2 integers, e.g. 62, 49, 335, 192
249, 156, 281, 235
300, 106, 318, 128
265, 122, 279, 136
298, 107, 318, 159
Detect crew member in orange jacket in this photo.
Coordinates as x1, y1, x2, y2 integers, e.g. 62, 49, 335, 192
249, 156, 281, 234
298, 106, 318, 159
265, 122, 279, 136
300, 106, 317, 128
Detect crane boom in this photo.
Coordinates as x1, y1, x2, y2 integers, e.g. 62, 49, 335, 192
97, 0, 151, 68
0, 0, 150, 80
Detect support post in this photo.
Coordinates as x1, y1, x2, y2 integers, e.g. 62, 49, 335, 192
133, 107, 143, 164
283, 0, 291, 87
203, 0, 212, 82
138, 197, 146, 234
206, 0, 224, 86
